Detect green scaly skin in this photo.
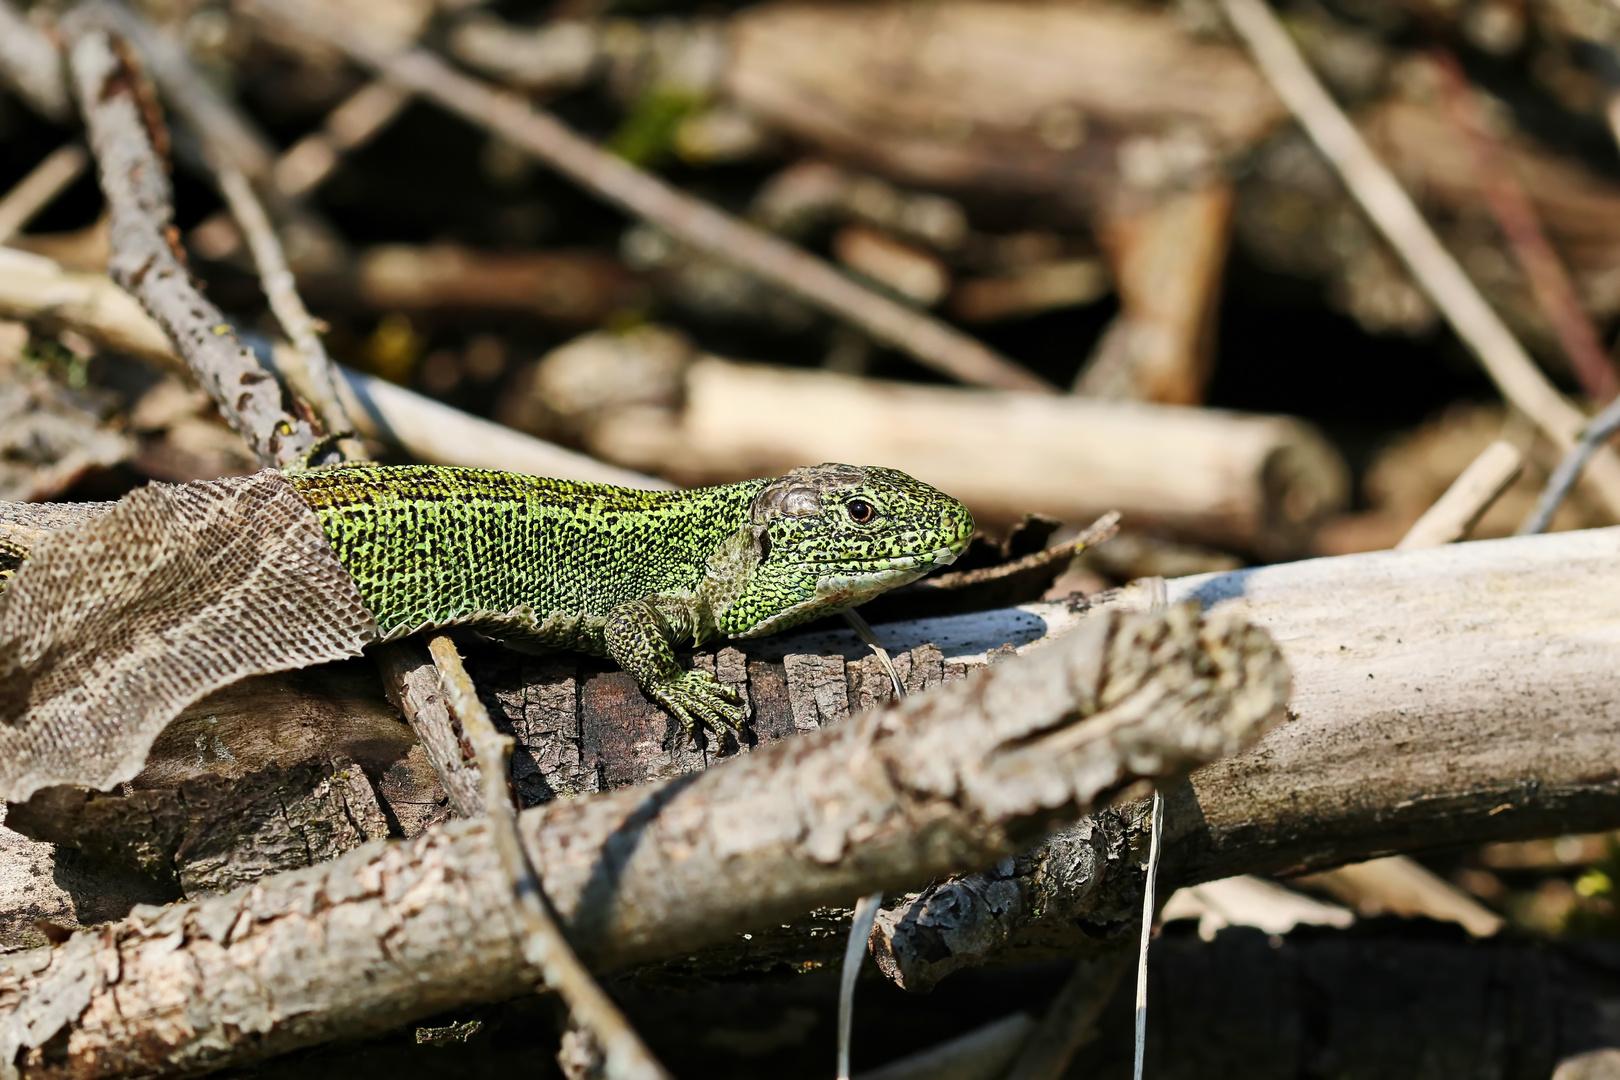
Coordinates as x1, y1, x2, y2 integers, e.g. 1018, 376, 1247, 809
287, 462, 974, 739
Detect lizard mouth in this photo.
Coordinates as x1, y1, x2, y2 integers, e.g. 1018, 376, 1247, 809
733, 546, 959, 639
789, 546, 961, 574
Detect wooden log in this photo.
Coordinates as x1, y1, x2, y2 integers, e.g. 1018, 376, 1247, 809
9, 521, 1620, 1001
875, 525, 1620, 988
557, 350, 1347, 556
0, 604, 1283, 1078
22, 523, 1620, 991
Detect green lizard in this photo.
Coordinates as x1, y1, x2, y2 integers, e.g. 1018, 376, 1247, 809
286, 462, 974, 738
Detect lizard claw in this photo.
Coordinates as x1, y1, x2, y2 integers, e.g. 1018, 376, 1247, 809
652, 670, 746, 743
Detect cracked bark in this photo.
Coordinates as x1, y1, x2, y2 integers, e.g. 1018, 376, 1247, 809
0, 603, 1285, 1078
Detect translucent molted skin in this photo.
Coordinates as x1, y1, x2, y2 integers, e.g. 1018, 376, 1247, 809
290, 462, 975, 739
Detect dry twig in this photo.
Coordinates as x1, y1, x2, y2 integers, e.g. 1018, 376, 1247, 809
242, 0, 1054, 394
1434, 52, 1617, 403
0, 144, 86, 244
63, 20, 315, 468
214, 163, 356, 446
1396, 438, 1524, 549
0, 0, 69, 121
427, 634, 671, 1080
375, 640, 484, 819
86, 0, 343, 268
1218, 0, 1620, 517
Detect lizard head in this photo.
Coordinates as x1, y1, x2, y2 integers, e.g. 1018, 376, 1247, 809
712, 463, 974, 639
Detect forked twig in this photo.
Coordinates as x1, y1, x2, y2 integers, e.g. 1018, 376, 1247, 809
215, 162, 358, 449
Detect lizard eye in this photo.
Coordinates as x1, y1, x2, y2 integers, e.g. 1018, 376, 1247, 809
846, 499, 876, 524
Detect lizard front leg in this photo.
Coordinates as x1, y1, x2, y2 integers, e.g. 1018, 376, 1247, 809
603, 594, 744, 741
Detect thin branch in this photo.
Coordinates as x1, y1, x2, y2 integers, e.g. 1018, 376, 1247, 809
242, 0, 1055, 395
375, 640, 484, 818
215, 162, 357, 447
0, 143, 86, 244
1433, 51, 1617, 403
1217, 0, 1620, 518
63, 20, 315, 467
427, 634, 671, 1080
0, 0, 69, 121
86, 0, 343, 269
1519, 393, 1620, 533
271, 80, 411, 200
1396, 438, 1523, 548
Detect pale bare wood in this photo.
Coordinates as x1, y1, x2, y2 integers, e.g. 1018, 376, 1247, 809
0, 0, 69, 121
874, 525, 1620, 987
1297, 857, 1505, 937
1305, 436, 1525, 935
0, 145, 87, 245
581, 355, 1347, 556
376, 641, 483, 820
1176, 437, 1523, 946
1395, 438, 1524, 549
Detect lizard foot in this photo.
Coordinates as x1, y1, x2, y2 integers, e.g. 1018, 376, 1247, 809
650, 670, 746, 743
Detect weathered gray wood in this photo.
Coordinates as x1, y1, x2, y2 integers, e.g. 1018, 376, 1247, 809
875, 526, 1620, 988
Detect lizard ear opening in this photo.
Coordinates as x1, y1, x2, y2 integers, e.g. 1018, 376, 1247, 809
754, 525, 772, 562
